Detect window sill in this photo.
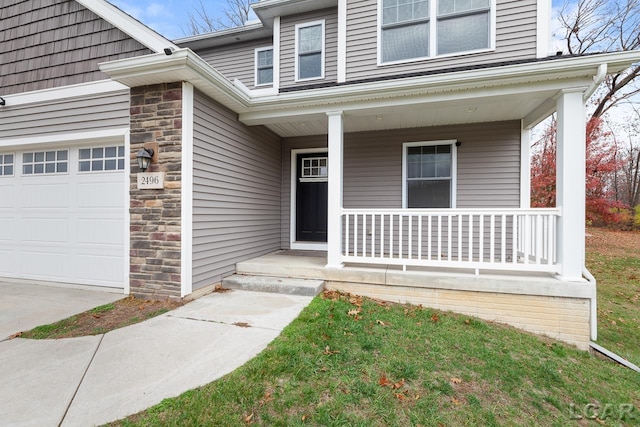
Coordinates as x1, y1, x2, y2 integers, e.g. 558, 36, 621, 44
377, 47, 495, 67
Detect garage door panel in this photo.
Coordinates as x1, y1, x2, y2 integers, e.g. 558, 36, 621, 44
22, 218, 69, 242
22, 183, 70, 208
21, 250, 69, 278
77, 218, 124, 245
0, 249, 16, 274
0, 183, 15, 205
77, 254, 124, 284
78, 181, 124, 208
0, 216, 16, 240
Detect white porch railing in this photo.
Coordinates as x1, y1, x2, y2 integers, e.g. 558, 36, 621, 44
341, 208, 561, 274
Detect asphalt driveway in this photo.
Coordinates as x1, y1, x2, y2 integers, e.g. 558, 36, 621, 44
0, 279, 123, 340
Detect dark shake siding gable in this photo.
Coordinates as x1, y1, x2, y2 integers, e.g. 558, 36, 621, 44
0, 0, 151, 96
192, 90, 282, 290
281, 120, 522, 248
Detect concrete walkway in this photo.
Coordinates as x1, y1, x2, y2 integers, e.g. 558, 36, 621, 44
0, 289, 313, 427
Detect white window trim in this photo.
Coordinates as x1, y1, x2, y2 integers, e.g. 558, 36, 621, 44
290, 147, 329, 251
402, 140, 457, 209
254, 46, 274, 87
294, 20, 326, 82
377, 0, 496, 66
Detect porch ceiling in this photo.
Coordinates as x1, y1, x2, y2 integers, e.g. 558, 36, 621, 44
260, 88, 561, 137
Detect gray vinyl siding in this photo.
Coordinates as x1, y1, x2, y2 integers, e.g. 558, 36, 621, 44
281, 121, 521, 247
192, 90, 282, 289
0, 90, 130, 140
346, 0, 537, 81
280, 8, 338, 89
195, 38, 273, 89
1, 0, 151, 96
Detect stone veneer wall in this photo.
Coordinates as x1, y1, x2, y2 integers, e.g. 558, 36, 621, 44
129, 83, 183, 299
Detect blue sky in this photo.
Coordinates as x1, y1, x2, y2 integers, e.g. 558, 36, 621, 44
113, 0, 568, 41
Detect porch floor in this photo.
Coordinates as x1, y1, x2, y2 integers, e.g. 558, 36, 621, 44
236, 250, 580, 297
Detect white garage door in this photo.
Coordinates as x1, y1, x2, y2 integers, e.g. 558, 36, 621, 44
0, 144, 126, 288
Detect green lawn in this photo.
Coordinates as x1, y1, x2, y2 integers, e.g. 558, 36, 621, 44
111, 291, 640, 426
588, 252, 640, 367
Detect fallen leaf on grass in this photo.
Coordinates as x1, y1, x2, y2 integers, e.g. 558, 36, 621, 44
451, 377, 462, 384
395, 393, 406, 401
376, 319, 388, 326
393, 379, 405, 390
348, 309, 361, 317
451, 397, 462, 405
323, 345, 339, 355
244, 412, 254, 424
379, 375, 393, 387
431, 313, 440, 322
302, 414, 310, 422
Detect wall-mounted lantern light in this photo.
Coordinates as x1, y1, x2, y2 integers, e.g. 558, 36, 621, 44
136, 147, 154, 172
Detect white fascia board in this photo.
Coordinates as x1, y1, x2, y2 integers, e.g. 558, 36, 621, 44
242, 51, 640, 116
253, 0, 338, 22
2, 80, 128, 107
75, 0, 178, 53
99, 48, 252, 111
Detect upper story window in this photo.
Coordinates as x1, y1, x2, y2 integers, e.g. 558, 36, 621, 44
437, 0, 491, 55
380, 0, 493, 64
403, 141, 456, 208
296, 20, 325, 81
22, 150, 68, 175
381, 0, 430, 62
255, 47, 274, 86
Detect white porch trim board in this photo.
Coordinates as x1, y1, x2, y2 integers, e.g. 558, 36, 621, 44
181, 82, 195, 297
326, 111, 344, 268
520, 121, 531, 209
556, 89, 586, 281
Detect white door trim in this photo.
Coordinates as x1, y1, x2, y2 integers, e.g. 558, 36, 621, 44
290, 147, 328, 251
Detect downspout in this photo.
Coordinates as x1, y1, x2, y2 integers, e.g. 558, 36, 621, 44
582, 267, 597, 341
583, 64, 607, 101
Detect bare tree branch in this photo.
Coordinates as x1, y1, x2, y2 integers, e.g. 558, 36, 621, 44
185, 0, 256, 35
556, 0, 640, 120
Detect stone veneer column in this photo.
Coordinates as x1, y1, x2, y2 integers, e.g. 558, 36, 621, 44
129, 83, 183, 299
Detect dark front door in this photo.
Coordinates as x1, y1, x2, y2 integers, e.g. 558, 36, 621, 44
296, 152, 328, 242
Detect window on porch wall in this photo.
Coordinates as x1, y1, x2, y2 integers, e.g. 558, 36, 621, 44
403, 141, 455, 208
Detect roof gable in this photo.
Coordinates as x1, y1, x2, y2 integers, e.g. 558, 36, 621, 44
0, 0, 176, 96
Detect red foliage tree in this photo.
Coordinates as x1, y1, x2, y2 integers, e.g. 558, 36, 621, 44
531, 117, 626, 225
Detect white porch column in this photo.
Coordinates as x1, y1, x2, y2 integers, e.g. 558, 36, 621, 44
556, 89, 586, 281
326, 111, 344, 268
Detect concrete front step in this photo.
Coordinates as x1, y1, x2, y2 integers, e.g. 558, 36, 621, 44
222, 274, 325, 297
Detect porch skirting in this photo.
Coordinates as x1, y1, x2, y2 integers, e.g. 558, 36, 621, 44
237, 251, 594, 350
324, 282, 591, 350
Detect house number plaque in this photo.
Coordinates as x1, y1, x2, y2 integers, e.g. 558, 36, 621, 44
137, 172, 165, 190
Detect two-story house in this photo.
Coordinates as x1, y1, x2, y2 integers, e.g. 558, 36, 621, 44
2, 0, 639, 349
